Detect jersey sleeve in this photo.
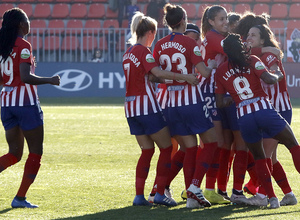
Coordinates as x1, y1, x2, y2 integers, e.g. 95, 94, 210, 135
190, 40, 204, 65
260, 52, 279, 69
19, 40, 32, 64
251, 55, 268, 78
141, 47, 158, 74
214, 66, 226, 94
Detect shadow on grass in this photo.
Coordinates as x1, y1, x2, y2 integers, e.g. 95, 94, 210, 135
54, 203, 300, 220
0, 208, 12, 214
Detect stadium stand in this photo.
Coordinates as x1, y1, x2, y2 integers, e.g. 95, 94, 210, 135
0, 1, 297, 63
197, 4, 211, 18
19, 0, 35, 2
27, 35, 43, 51
33, 3, 51, 19
269, 20, 285, 34
182, 3, 197, 19
82, 35, 99, 51
234, 3, 251, 14
69, 3, 87, 19
84, 19, 102, 35
87, 3, 105, 19
30, 19, 47, 35
17, 3, 33, 18
287, 20, 300, 38
220, 4, 233, 13
66, 19, 84, 35
270, 3, 288, 19
0, 3, 14, 18
253, 3, 270, 15
61, 35, 80, 51
105, 6, 118, 19
48, 19, 65, 35
44, 35, 61, 51
103, 19, 119, 29
51, 3, 69, 19
289, 3, 300, 19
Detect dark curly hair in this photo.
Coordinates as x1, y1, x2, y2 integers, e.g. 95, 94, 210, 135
0, 8, 27, 62
223, 33, 251, 76
234, 11, 269, 40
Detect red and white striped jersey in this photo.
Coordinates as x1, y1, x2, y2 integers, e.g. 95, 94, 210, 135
259, 52, 291, 112
200, 29, 227, 66
199, 29, 227, 96
0, 37, 38, 107
123, 44, 161, 118
215, 55, 270, 117
153, 32, 205, 107
156, 83, 168, 110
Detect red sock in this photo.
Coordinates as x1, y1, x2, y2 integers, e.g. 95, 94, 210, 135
17, 153, 42, 197
136, 148, 154, 195
191, 142, 218, 187
183, 146, 197, 189
0, 153, 18, 172
217, 148, 231, 192
166, 150, 185, 186
171, 138, 179, 158
272, 161, 292, 194
205, 147, 221, 189
289, 145, 300, 174
255, 158, 276, 198
196, 145, 202, 160
257, 158, 272, 196
247, 151, 259, 187
156, 145, 172, 195
233, 151, 248, 191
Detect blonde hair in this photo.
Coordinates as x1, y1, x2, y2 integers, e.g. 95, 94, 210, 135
128, 11, 157, 45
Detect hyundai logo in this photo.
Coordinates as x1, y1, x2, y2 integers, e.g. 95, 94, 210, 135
54, 69, 92, 92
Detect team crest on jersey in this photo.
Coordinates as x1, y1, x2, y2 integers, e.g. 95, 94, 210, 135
21, 48, 30, 59
193, 46, 202, 56
146, 54, 155, 63
255, 61, 265, 70
220, 40, 224, 47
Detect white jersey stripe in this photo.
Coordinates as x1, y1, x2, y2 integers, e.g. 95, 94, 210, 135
178, 89, 182, 107
25, 84, 34, 105
19, 86, 25, 107
5, 92, 10, 107
143, 95, 148, 115
11, 88, 17, 107
136, 95, 140, 116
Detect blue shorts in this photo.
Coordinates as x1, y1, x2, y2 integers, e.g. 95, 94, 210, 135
262, 109, 292, 138
238, 108, 287, 143
220, 102, 240, 131
204, 95, 222, 121
167, 103, 214, 136
127, 111, 167, 135
1, 104, 44, 131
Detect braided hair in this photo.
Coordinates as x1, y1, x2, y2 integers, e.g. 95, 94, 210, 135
0, 8, 27, 62
222, 33, 251, 77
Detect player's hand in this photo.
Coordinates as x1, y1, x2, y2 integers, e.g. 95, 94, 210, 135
223, 96, 233, 107
51, 75, 60, 86
185, 74, 200, 86
207, 59, 217, 69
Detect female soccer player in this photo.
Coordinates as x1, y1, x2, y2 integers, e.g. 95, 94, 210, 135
153, 3, 217, 208
148, 23, 202, 203
245, 24, 297, 206
200, 5, 248, 205
0, 8, 60, 208
215, 33, 300, 209
123, 11, 199, 207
